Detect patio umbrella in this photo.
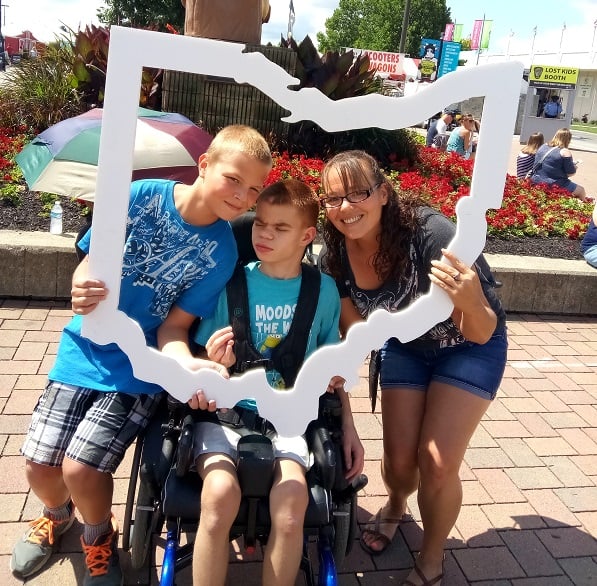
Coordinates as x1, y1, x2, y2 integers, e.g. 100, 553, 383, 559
15, 107, 213, 202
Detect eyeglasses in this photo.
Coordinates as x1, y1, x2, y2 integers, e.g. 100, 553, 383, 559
320, 182, 382, 208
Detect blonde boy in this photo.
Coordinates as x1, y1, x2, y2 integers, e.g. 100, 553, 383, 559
11, 126, 272, 585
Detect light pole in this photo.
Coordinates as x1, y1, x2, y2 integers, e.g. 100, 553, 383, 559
287, 0, 295, 40
559, 22, 566, 63
0, 2, 8, 72
592, 19, 597, 64
530, 26, 537, 63
506, 30, 514, 59
399, 0, 411, 54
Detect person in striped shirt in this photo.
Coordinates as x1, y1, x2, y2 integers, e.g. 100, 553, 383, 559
516, 132, 544, 180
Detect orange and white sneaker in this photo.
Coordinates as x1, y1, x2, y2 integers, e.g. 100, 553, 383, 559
80, 516, 123, 585
10, 511, 75, 578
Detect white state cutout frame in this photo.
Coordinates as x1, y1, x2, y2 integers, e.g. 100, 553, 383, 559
82, 26, 523, 437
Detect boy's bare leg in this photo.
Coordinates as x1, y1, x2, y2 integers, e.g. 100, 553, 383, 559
263, 459, 308, 586
26, 461, 70, 509
193, 454, 241, 586
62, 458, 113, 524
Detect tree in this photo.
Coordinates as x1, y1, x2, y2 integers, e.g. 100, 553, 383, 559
97, 0, 184, 32
317, 0, 451, 57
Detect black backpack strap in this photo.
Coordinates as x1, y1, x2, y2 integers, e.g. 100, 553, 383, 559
271, 263, 320, 387
226, 265, 269, 374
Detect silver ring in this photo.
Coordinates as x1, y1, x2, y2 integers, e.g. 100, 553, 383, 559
453, 272, 461, 281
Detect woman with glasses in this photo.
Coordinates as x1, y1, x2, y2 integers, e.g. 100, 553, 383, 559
318, 150, 507, 586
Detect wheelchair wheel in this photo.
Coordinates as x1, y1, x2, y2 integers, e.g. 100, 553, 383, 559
130, 479, 155, 569
122, 438, 144, 552
331, 498, 354, 568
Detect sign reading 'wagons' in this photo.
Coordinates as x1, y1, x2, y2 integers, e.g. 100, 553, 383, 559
529, 65, 579, 90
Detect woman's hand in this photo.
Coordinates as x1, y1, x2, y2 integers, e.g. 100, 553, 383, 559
204, 326, 236, 368
429, 249, 484, 311
429, 249, 497, 343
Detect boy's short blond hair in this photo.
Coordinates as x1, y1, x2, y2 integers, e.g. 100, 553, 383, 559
258, 179, 320, 227
206, 125, 272, 166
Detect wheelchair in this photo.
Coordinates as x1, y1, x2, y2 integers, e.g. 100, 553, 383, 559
122, 391, 368, 586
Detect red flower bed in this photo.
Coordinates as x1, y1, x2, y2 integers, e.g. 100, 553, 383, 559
1, 126, 592, 240
268, 147, 592, 240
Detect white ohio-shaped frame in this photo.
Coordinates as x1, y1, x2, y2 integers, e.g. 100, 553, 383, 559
82, 26, 523, 437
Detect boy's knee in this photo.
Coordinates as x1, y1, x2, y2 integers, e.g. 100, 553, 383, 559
25, 460, 64, 482
62, 458, 105, 488
201, 472, 241, 514
270, 478, 308, 516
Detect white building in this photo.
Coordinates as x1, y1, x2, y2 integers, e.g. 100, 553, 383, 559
460, 49, 597, 125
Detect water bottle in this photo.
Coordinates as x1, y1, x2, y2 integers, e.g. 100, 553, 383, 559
49, 200, 63, 234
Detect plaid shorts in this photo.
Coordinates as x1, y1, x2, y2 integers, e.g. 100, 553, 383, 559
21, 381, 163, 474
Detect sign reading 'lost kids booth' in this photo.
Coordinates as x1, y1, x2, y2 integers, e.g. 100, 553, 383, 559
529, 65, 579, 90
82, 26, 523, 437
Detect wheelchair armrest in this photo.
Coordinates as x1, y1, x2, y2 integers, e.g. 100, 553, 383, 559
175, 414, 196, 478
236, 434, 275, 497
306, 423, 337, 491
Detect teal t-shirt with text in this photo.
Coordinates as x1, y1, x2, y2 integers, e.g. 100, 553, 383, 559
195, 261, 340, 408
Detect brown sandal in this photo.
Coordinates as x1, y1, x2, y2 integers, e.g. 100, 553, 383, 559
359, 507, 403, 556
402, 562, 443, 586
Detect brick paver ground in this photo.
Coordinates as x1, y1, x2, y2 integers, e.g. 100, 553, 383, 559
0, 299, 595, 585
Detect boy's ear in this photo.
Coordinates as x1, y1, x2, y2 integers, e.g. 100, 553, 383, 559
197, 153, 209, 177
302, 226, 317, 245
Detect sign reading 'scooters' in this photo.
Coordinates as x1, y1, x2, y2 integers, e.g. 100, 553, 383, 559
344, 47, 403, 76
529, 65, 579, 89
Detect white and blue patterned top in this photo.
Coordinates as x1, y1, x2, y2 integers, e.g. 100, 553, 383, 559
49, 179, 238, 395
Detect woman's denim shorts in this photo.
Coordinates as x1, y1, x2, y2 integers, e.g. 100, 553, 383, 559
379, 327, 508, 401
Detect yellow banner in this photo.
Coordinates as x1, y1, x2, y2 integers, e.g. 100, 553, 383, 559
529, 64, 579, 89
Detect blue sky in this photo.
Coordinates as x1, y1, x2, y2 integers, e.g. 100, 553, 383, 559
4, 0, 596, 57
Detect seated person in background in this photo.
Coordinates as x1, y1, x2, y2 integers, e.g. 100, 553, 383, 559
174, 179, 364, 586
516, 132, 544, 179
581, 200, 597, 268
464, 119, 481, 160
530, 128, 591, 201
446, 114, 475, 157
425, 111, 453, 147
543, 95, 562, 119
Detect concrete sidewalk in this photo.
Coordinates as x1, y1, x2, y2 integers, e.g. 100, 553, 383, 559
0, 300, 595, 585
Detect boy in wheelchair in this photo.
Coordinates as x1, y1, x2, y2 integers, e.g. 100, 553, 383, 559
167, 179, 364, 585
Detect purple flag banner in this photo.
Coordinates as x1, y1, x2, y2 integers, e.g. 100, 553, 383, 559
471, 19, 483, 50
444, 23, 454, 41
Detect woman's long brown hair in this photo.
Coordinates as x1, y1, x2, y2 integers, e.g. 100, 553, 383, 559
321, 150, 423, 284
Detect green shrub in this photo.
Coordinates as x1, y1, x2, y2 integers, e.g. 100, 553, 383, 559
0, 43, 83, 132
273, 35, 420, 168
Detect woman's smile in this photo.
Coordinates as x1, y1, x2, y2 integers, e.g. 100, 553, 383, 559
342, 214, 364, 225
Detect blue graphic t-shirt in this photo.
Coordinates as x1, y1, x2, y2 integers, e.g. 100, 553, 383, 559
194, 261, 340, 408
49, 179, 238, 395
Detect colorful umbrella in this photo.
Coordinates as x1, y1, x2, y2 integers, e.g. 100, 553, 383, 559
15, 107, 213, 202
